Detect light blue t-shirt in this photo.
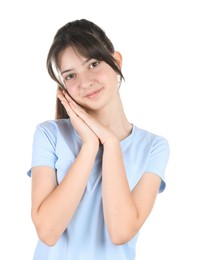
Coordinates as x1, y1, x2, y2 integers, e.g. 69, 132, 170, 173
27, 119, 170, 260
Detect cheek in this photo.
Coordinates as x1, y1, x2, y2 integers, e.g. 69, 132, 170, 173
98, 67, 117, 84
66, 85, 77, 97
66, 86, 84, 107
96, 70, 113, 84
66, 87, 80, 104
100, 75, 117, 89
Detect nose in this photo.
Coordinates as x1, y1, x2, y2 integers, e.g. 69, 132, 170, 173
79, 72, 94, 89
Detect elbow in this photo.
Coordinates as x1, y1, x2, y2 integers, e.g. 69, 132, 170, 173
110, 236, 127, 246
109, 226, 139, 245
110, 235, 136, 246
36, 228, 59, 247
32, 215, 59, 247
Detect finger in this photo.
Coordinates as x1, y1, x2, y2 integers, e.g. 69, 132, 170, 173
57, 86, 63, 93
57, 93, 76, 118
57, 91, 72, 106
69, 102, 87, 117
62, 90, 73, 101
57, 89, 65, 99
63, 91, 81, 108
61, 100, 73, 116
57, 91, 84, 122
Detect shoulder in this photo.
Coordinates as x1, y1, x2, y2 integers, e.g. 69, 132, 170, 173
33, 118, 74, 143
36, 118, 71, 131
134, 126, 169, 149
134, 126, 170, 170
128, 125, 170, 162
134, 126, 170, 192
35, 119, 73, 136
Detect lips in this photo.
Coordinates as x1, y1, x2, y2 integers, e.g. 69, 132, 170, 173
84, 88, 103, 99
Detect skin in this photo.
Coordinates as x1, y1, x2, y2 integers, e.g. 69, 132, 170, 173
31, 46, 161, 246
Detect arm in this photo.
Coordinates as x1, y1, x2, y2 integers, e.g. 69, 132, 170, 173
31, 92, 99, 246
31, 142, 98, 246
102, 137, 161, 245
59, 91, 162, 245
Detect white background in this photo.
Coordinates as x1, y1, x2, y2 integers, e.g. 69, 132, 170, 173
0, 0, 201, 259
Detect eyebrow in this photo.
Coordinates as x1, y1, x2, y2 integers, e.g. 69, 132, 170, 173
61, 58, 91, 75
61, 69, 72, 75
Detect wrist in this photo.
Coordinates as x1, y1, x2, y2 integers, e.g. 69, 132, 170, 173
82, 140, 99, 154
102, 135, 119, 147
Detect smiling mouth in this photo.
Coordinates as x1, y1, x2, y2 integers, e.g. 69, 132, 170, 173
84, 88, 103, 99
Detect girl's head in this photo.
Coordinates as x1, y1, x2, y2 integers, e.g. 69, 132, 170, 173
46, 19, 124, 119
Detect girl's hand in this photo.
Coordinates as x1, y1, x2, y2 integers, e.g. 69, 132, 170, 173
59, 91, 117, 145
57, 89, 99, 148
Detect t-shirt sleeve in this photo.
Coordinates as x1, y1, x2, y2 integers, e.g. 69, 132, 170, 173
145, 136, 170, 193
27, 123, 57, 177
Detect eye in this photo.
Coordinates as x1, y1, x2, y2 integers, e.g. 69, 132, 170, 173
65, 73, 76, 81
89, 61, 100, 69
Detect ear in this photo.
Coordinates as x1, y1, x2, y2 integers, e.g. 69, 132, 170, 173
113, 51, 122, 68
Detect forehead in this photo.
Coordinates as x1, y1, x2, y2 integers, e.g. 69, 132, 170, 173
57, 46, 86, 70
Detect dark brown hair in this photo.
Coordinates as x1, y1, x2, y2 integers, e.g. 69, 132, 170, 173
46, 19, 124, 119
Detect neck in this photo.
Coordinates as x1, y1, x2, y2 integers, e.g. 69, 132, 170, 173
87, 94, 132, 141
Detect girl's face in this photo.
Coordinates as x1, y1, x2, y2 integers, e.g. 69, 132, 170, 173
57, 46, 121, 111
